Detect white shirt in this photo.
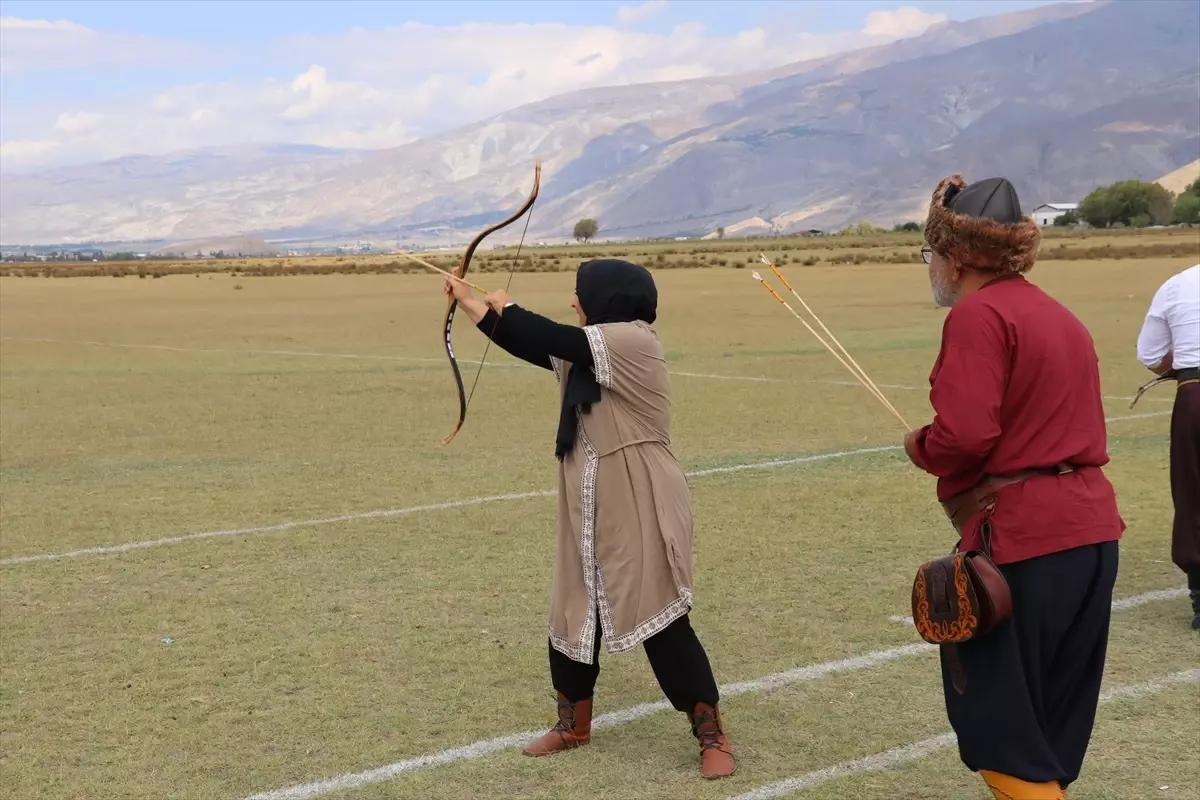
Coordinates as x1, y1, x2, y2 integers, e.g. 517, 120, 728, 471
1137, 264, 1200, 370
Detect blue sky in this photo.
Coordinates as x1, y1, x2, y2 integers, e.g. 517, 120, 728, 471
2, 0, 1060, 40
0, 0, 1066, 172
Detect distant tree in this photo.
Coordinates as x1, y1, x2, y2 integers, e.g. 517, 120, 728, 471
716, 226, 726, 239
1170, 177, 1200, 225
1077, 180, 1174, 228
573, 218, 599, 242
840, 220, 886, 236
893, 221, 921, 232
1052, 209, 1079, 227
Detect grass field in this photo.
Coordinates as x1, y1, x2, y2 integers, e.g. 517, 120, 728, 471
2, 238, 1199, 799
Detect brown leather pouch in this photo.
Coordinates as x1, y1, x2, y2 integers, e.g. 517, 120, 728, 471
911, 515, 1013, 694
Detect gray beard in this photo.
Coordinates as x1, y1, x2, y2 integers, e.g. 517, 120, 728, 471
929, 271, 958, 308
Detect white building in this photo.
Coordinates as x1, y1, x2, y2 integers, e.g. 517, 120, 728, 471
1031, 203, 1078, 226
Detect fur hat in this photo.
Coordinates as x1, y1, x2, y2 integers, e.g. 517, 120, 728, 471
923, 175, 1041, 274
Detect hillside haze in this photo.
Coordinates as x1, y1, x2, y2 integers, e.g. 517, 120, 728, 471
2, 0, 1197, 247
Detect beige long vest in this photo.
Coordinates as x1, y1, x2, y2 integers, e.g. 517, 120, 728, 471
547, 320, 695, 664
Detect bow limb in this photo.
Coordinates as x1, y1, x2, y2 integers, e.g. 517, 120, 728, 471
441, 160, 542, 444
1128, 372, 1174, 409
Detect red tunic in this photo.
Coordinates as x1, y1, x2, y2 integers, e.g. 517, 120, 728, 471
909, 274, 1125, 565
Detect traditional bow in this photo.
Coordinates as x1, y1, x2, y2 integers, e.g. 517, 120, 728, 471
1129, 372, 1176, 409
441, 160, 542, 444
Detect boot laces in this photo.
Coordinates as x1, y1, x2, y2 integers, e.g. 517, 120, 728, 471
691, 709, 724, 751
553, 697, 576, 733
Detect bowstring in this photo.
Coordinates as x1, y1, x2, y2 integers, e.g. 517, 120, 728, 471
463, 207, 534, 409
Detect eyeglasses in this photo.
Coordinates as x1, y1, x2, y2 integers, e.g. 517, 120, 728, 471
921, 246, 933, 265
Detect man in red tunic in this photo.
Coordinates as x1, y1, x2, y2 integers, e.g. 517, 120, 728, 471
904, 175, 1125, 800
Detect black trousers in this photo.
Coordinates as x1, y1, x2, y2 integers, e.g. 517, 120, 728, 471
942, 540, 1119, 789
1170, 382, 1200, 573
549, 613, 719, 712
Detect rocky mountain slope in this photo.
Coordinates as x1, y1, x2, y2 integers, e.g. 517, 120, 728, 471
1, 0, 1196, 247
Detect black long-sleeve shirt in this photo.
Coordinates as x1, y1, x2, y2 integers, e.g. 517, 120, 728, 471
475, 305, 594, 372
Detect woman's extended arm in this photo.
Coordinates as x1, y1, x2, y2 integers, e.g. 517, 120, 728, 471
446, 279, 594, 371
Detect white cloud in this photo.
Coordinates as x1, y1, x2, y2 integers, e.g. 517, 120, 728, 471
0, 17, 88, 32
0, 7, 948, 173
616, 1, 669, 25
862, 7, 947, 38
54, 111, 104, 133
0, 138, 60, 160
0, 16, 207, 75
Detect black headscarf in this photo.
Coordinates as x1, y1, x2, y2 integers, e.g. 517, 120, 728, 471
555, 259, 658, 460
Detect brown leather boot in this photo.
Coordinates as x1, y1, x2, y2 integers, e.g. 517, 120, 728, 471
522, 692, 593, 756
689, 702, 736, 779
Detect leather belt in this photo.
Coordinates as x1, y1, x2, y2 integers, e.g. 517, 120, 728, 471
941, 462, 1075, 533
1176, 367, 1200, 382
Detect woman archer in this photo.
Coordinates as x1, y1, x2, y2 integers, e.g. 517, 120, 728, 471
444, 258, 736, 780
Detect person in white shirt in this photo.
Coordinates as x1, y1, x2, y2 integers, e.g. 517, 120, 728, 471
1136, 263, 1200, 630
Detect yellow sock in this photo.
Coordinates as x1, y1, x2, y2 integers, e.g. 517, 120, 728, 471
980, 770, 1065, 800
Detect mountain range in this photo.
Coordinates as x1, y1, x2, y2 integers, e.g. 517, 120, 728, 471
2, 0, 1197, 248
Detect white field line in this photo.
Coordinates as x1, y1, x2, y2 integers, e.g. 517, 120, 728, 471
1105, 394, 1174, 404
0, 336, 886, 387
0, 491, 556, 566
727, 668, 1200, 800
0, 336, 891, 387
1110, 587, 1190, 610
1110, 411, 1173, 422
241, 589, 1188, 800
0, 413, 1168, 568
827, 380, 923, 391
243, 645, 932, 800
0, 445, 903, 567
5, 337, 1174, 401
889, 587, 1188, 628
672, 370, 784, 383
0, 336, 526, 369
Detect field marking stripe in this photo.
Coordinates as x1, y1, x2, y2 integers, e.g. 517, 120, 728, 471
673, 371, 784, 383
0, 490, 556, 565
0, 337, 889, 387
0, 337, 891, 386
1105, 395, 1173, 404
827, 380, 923, 390
1110, 411, 1173, 422
890, 588, 1187, 627
0, 445, 905, 567
0, 336, 526, 369
240, 590, 1188, 800
1110, 587, 1189, 609
0, 413, 1168, 567
239, 643, 927, 800
726, 668, 1200, 800
4, 338, 1179, 403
